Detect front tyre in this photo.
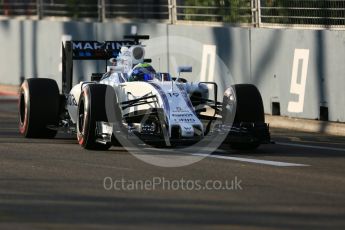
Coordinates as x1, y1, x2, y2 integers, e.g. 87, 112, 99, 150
222, 84, 269, 150
19, 78, 59, 138
77, 84, 112, 150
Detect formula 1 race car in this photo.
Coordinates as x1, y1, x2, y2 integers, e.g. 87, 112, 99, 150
19, 35, 270, 150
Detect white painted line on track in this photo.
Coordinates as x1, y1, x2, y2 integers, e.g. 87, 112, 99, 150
144, 147, 309, 167
192, 153, 310, 167
78, 162, 133, 170
276, 142, 345, 152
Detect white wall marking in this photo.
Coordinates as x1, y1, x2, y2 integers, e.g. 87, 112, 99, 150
287, 48, 310, 113
200, 44, 216, 82
59, 34, 72, 72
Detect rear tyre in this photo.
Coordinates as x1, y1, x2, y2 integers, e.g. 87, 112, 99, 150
222, 84, 265, 150
77, 84, 113, 150
19, 78, 59, 138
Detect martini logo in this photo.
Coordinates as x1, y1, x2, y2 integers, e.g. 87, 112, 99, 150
72, 41, 135, 51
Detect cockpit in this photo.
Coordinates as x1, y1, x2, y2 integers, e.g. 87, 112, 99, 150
127, 63, 172, 82
101, 62, 172, 84
128, 63, 156, 82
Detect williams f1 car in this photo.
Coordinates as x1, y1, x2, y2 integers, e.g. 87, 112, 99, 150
19, 35, 270, 150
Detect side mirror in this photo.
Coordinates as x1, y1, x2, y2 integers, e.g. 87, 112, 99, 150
175, 66, 192, 83
177, 66, 192, 74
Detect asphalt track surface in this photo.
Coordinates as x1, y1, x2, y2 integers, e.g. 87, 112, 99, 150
1, 100, 345, 230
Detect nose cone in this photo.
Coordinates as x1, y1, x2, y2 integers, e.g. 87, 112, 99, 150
180, 123, 194, 137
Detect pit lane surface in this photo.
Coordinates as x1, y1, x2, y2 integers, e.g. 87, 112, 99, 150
1, 100, 345, 229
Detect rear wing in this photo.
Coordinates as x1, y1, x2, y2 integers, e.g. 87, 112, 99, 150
61, 35, 149, 94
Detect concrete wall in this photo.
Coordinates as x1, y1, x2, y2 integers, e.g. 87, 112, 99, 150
0, 19, 344, 122
250, 29, 345, 123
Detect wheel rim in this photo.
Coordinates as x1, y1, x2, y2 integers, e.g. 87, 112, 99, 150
19, 92, 25, 124
78, 98, 85, 135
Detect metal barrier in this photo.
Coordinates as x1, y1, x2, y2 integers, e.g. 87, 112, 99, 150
103, 1, 169, 21
0, 0, 37, 16
0, 0, 344, 28
259, 0, 345, 28
40, 0, 98, 19
175, 1, 252, 25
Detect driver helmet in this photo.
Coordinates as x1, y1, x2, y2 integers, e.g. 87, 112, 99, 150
128, 63, 156, 82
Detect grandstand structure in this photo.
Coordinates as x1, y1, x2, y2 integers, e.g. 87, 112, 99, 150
0, 0, 344, 29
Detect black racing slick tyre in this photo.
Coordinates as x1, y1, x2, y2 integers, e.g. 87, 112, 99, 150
77, 84, 115, 150
222, 84, 266, 150
19, 78, 59, 138
232, 84, 264, 124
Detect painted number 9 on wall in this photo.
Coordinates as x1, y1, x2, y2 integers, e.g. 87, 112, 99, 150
287, 49, 310, 113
